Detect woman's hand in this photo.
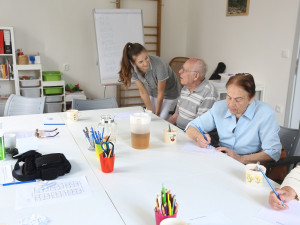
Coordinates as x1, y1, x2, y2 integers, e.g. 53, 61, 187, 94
216, 147, 243, 163
196, 134, 211, 148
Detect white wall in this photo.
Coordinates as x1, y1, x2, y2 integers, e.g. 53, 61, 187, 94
185, 0, 299, 125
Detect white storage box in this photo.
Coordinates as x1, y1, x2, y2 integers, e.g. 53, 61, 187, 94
19, 79, 40, 87
45, 95, 63, 103
20, 87, 41, 97
45, 102, 63, 113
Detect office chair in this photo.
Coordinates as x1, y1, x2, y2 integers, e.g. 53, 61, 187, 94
72, 97, 118, 111
266, 126, 300, 183
169, 57, 190, 87
4, 94, 46, 117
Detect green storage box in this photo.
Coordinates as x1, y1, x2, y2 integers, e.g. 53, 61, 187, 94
42, 71, 62, 81
43, 86, 63, 95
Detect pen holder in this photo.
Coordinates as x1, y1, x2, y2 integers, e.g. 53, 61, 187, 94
99, 154, 115, 173
245, 164, 266, 186
164, 128, 178, 144
155, 209, 177, 225
95, 143, 103, 158
17, 55, 29, 65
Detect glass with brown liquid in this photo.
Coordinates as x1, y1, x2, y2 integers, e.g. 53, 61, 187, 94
130, 112, 151, 149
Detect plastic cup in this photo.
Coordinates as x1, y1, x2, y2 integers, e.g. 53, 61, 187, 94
95, 143, 103, 158
99, 154, 115, 173
4, 133, 16, 148
154, 209, 177, 225
130, 112, 151, 150
164, 129, 178, 144
245, 164, 266, 186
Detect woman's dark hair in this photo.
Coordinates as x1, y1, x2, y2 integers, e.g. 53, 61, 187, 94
226, 73, 256, 99
118, 42, 146, 89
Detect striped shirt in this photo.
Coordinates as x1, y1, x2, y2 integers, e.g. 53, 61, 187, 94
175, 79, 218, 129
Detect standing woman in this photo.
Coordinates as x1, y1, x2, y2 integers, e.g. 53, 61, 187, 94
119, 42, 180, 119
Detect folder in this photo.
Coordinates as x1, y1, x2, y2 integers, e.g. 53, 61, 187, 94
0, 30, 4, 54
3, 30, 12, 54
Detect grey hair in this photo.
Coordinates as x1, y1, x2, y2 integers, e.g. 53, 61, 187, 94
193, 59, 207, 78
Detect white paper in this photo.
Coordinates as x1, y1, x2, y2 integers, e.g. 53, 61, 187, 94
182, 142, 217, 155
16, 176, 92, 209
16, 136, 38, 154
256, 200, 300, 225
184, 211, 236, 225
0, 164, 14, 184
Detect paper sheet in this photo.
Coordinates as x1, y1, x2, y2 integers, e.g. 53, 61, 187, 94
182, 142, 217, 154
16, 176, 91, 209
256, 200, 300, 225
16, 136, 38, 154
0, 164, 14, 184
184, 211, 236, 225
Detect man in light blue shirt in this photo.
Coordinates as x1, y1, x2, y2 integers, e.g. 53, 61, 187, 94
186, 74, 281, 164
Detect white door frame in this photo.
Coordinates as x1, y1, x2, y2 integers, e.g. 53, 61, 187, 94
285, 3, 300, 129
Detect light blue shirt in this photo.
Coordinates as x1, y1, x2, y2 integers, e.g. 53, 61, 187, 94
186, 99, 282, 161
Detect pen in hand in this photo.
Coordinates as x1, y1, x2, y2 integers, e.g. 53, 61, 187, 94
257, 162, 285, 206
198, 127, 210, 148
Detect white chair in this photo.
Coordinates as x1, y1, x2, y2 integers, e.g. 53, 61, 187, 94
4, 94, 45, 116
72, 97, 118, 111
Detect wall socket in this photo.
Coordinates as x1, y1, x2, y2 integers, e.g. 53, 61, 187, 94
63, 63, 70, 71
275, 105, 282, 113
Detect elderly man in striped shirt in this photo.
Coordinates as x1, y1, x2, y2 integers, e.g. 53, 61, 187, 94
168, 58, 218, 130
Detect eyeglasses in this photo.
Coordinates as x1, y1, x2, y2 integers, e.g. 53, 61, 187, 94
180, 66, 198, 73
35, 128, 59, 138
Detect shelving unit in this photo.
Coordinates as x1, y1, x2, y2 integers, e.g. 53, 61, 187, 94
0, 27, 17, 116
42, 80, 66, 112
15, 64, 43, 98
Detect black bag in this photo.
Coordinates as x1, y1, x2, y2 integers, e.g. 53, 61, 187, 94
12, 150, 71, 181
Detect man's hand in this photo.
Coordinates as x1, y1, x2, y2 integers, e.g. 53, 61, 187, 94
269, 186, 297, 210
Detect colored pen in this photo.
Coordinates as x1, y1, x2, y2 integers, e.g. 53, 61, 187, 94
162, 185, 166, 204
172, 196, 176, 212
258, 166, 285, 206
156, 195, 160, 212
3, 180, 36, 186
198, 127, 210, 147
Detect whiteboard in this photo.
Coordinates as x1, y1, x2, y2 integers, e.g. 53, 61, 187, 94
93, 9, 144, 85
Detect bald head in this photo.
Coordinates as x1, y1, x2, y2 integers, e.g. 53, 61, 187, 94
179, 58, 207, 91
185, 58, 207, 79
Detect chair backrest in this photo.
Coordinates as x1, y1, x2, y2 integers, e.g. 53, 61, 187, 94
72, 97, 118, 111
4, 94, 46, 116
169, 57, 190, 86
278, 126, 300, 157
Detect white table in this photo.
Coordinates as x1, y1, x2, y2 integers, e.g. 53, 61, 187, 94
61, 106, 277, 225
0, 113, 124, 225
